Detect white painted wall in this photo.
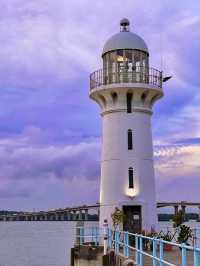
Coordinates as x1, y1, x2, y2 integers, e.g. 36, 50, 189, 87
99, 110, 157, 230
90, 83, 163, 232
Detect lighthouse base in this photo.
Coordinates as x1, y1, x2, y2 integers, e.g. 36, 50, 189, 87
99, 201, 158, 233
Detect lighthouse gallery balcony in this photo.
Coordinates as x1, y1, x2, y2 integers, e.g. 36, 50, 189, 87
90, 66, 162, 91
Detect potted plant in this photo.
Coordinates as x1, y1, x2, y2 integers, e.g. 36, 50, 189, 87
111, 207, 125, 248
159, 231, 175, 251
177, 225, 192, 246
142, 231, 158, 251
111, 207, 125, 231
141, 230, 150, 250
173, 210, 184, 228
173, 210, 192, 248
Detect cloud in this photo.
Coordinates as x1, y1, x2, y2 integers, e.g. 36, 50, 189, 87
0, 176, 100, 210
157, 175, 200, 203
154, 141, 200, 201
0, 128, 101, 209
174, 138, 200, 145
0, 0, 199, 209
0, 136, 100, 182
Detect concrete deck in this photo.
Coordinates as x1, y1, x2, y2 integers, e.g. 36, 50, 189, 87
143, 249, 194, 266
128, 248, 195, 266
72, 246, 196, 266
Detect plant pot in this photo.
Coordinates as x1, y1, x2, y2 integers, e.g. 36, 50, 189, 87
164, 243, 172, 251
143, 241, 150, 251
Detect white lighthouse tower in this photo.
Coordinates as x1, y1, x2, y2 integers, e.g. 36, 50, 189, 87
89, 19, 163, 232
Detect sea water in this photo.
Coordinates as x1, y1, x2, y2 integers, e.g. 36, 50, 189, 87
0, 221, 199, 266
0, 221, 77, 266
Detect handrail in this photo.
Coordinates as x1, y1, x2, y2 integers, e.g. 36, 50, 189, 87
90, 67, 162, 90
75, 226, 200, 266
108, 229, 200, 266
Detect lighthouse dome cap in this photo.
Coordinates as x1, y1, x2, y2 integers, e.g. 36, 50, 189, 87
102, 18, 148, 56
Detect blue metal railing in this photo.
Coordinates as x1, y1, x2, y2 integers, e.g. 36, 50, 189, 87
76, 226, 200, 266
108, 229, 200, 266
192, 228, 200, 248
76, 226, 100, 245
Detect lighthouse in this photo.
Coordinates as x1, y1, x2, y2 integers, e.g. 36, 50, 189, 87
89, 19, 163, 232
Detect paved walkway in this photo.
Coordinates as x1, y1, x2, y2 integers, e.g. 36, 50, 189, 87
74, 246, 196, 266
141, 248, 194, 266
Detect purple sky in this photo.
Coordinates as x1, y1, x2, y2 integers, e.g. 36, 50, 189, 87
0, 1, 200, 211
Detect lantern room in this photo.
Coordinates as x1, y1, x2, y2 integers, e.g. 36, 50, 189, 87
102, 18, 149, 84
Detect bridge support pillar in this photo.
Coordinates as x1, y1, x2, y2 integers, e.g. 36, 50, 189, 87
61, 213, 64, 221
198, 206, 200, 222
73, 211, 77, 221
55, 213, 59, 221
67, 212, 71, 221
174, 205, 179, 216
85, 209, 88, 221
181, 205, 186, 221
78, 211, 82, 221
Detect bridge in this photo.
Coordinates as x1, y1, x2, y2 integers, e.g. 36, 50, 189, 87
0, 201, 200, 222
0, 204, 99, 222
157, 201, 200, 220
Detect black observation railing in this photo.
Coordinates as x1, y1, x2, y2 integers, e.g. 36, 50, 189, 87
90, 67, 162, 90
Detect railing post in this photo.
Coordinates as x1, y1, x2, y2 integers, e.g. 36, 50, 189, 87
181, 245, 187, 266
123, 232, 126, 257
139, 237, 143, 266
114, 231, 117, 252
126, 232, 129, 257
123, 232, 129, 258
136, 235, 139, 265
95, 226, 98, 245
91, 227, 94, 243
107, 228, 110, 248
110, 229, 113, 248
76, 222, 84, 245
115, 230, 119, 253
194, 249, 199, 266
117, 231, 120, 253
109, 229, 112, 248
159, 241, 163, 266
80, 227, 84, 245
153, 239, 157, 266
103, 219, 108, 255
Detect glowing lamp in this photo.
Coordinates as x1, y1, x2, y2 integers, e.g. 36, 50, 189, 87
126, 188, 136, 199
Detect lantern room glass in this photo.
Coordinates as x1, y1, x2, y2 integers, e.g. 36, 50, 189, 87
103, 49, 149, 84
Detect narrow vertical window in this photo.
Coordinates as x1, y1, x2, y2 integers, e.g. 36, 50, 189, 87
129, 167, 134, 188
127, 93, 132, 113
128, 129, 133, 150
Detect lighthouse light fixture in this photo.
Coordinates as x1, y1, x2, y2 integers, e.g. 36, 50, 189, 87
126, 188, 136, 199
